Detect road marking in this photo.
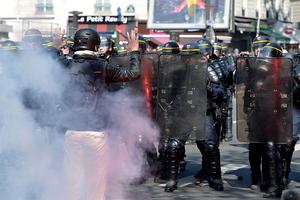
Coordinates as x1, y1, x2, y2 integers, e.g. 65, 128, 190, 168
295, 143, 300, 152
221, 163, 248, 174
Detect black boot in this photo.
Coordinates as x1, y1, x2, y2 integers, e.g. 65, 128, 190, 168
262, 143, 282, 198
155, 138, 169, 183
164, 139, 184, 192
279, 144, 288, 189
249, 143, 262, 189
195, 140, 208, 184
206, 144, 224, 191
283, 138, 298, 187
261, 143, 269, 192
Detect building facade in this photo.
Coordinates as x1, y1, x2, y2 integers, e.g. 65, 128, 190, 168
291, 0, 300, 27
0, 0, 147, 41
232, 0, 292, 51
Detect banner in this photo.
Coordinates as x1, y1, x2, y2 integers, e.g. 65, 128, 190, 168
147, 0, 231, 29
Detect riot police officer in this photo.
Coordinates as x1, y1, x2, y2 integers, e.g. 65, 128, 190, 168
1, 40, 18, 51
106, 44, 129, 92
252, 35, 270, 57
247, 35, 271, 190
212, 41, 234, 141
155, 41, 180, 184
256, 42, 287, 198
286, 53, 300, 188
98, 35, 115, 60
22, 28, 44, 49
155, 41, 184, 191
138, 35, 147, 53
194, 38, 226, 191
42, 36, 61, 58
115, 44, 128, 56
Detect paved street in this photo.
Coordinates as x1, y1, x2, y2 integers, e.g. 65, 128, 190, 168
126, 98, 300, 199
126, 142, 300, 200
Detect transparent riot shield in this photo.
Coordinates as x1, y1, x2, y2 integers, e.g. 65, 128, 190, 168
236, 57, 293, 143
141, 53, 159, 117
156, 54, 207, 140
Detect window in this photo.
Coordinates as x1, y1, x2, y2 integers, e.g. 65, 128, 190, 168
36, 0, 53, 14
95, 0, 111, 12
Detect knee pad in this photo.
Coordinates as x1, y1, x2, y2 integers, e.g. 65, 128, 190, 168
167, 138, 185, 155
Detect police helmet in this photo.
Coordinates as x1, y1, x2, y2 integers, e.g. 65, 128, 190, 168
181, 43, 200, 55
196, 39, 213, 57
99, 36, 114, 48
42, 37, 55, 48
138, 35, 147, 53
213, 42, 223, 57
221, 43, 228, 55
252, 35, 270, 56
161, 41, 180, 54
2, 40, 18, 51
253, 35, 270, 48
23, 28, 43, 45
115, 44, 128, 56
258, 42, 283, 58
73, 28, 100, 51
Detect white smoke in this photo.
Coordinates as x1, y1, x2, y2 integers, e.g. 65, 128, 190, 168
0, 49, 159, 200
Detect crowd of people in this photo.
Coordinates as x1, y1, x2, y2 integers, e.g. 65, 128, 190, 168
0, 27, 300, 199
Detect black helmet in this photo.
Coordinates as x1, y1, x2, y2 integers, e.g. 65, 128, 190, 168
161, 41, 180, 54
138, 35, 147, 53
221, 43, 228, 55
115, 44, 128, 56
258, 42, 283, 58
252, 35, 270, 56
23, 28, 43, 45
213, 42, 223, 57
196, 39, 213, 57
99, 35, 114, 48
73, 28, 100, 51
2, 40, 17, 51
181, 43, 200, 55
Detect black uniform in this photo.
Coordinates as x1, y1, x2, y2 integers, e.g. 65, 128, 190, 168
247, 36, 271, 189
251, 43, 288, 198
61, 29, 140, 130
155, 41, 183, 191
195, 39, 226, 191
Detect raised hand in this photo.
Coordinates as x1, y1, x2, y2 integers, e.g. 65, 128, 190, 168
127, 22, 139, 52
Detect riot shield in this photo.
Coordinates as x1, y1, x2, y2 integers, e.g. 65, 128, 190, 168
156, 54, 207, 140
141, 53, 159, 117
107, 55, 131, 91
236, 57, 293, 143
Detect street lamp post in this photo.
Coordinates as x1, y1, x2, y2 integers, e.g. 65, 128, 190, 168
68, 11, 83, 36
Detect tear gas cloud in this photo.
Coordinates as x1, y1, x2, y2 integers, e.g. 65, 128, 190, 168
0, 49, 159, 200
